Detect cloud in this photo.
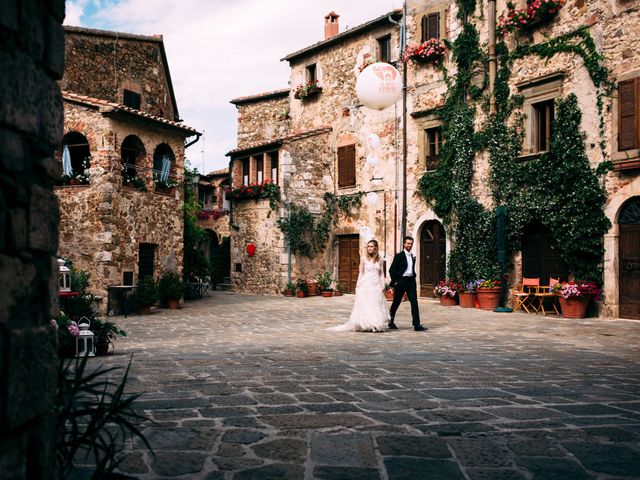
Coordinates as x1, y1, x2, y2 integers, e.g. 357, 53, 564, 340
65, 0, 90, 25
64, 0, 399, 172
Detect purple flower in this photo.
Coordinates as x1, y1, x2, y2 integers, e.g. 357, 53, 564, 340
68, 321, 80, 337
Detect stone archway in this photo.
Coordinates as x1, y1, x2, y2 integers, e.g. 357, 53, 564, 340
619, 197, 640, 319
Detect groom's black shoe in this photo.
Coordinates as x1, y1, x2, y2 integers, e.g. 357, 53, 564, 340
388, 322, 398, 330
414, 325, 428, 331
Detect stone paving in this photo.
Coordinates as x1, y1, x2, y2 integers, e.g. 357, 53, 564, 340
102, 291, 640, 479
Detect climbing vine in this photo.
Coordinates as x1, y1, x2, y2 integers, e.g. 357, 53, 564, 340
418, 0, 612, 284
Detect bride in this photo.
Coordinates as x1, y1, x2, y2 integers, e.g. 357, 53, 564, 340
327, 239, 390, 332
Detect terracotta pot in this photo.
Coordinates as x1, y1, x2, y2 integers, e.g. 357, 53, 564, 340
139, 305, 151, 315
333, 290, 343, 297
384, 288, 395, 301
168, 298, 179, 310
322, 291, 333, 298
559, 295, 590, 318
476, 287, 501, 311
307, 281, 319, 296
459, 292, 476, 308
440, 295, 457, 307
283, 289, 294, 297
296, 291, 306, 298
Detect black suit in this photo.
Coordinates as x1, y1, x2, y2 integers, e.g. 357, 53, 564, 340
388, 250, 421, 327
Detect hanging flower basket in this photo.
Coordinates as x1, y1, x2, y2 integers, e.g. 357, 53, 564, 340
497, 0, 566, 36
476, 287, 501, 310
459, 292, 476, 308
401, 38, 447, 66
559, 295, 590, 319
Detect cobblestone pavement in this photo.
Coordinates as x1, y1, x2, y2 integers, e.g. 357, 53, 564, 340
103, 292, 640, 480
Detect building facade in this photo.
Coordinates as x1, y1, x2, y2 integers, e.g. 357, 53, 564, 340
228, 2, 640, 319
55, 27, 199, 310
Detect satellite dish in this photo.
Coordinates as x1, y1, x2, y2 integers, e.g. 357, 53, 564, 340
356, 62, 402, 110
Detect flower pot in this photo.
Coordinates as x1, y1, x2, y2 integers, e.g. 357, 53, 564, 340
476, 287, 501, 311
440, 295, 457, 307
95, 342, 110, 356
283, 289, 294, 297
559, 295, 590, 319
459, 292, 476, 308
333, 290, 343, 297
296, 291, 306, 298
139, 305, 152, 315
168, 298, 180, 310
322, 291, 333, 298
307, 281, 319, 296
384, 288, 395, 301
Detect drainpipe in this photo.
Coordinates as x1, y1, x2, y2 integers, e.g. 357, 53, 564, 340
401, 1, 408, 241
488, 0, 497, 115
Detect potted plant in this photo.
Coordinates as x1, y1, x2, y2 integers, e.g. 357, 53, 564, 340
401, 38, 447, 66
497, 0, 566, 36
306, 277, 319, 296
293, 80, 322, 100
296, 279, 308, 298
384, 283, 395, 301
132, 275, 158, 314
91, 318, 127, 356
476, 278, 502, 310
283, 281, 295, 297
460, 279, 482, 308
317, 271, 333, 297
333, 282, 345, 297
434, 280, 460, 306
552, 280, 602, 318
158, 271, 184, 309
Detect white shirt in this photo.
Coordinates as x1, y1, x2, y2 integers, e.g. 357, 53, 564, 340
403, 250, 414, 276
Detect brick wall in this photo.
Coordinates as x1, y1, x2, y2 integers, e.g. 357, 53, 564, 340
0, 0, 64, 477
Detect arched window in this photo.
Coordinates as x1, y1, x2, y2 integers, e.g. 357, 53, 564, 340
60, 132, 91, 185
152, 143, 176, 191
120, 135, 146, 186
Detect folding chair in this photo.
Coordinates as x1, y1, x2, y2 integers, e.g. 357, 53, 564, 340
512, 277, 540, 313
534, 277, 560, 316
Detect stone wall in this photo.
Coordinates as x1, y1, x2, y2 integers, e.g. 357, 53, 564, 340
0, 0, 64, 477
237, 96, 290, 149
61, 28, 176, 120
56, 103, 186, 308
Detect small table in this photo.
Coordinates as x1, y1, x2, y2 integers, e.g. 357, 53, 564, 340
108, 285, 136, 317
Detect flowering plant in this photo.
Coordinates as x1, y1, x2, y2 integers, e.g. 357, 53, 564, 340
154, 178, 180, 190
401, 38, 447, 66
478, 278, 502, 289
230, 180, 281, 209
195, 208, 229, 220
294, 80, 321, 99
434, 280, 461, 297
463, 279, 483, 293
497, 0, 566, 36
551, 280, 602, 301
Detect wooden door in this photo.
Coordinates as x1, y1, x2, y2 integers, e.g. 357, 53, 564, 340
338, 235, 360, 293
522, 220, 568, 285
619, 197, 640, 319
420, 221, 446, 297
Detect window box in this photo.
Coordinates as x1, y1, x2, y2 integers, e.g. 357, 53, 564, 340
497, 0, 566, 37
402, 38, 447, 66
293, 83, 322, 100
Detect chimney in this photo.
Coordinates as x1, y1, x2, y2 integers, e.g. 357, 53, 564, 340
324, 12, 339, 40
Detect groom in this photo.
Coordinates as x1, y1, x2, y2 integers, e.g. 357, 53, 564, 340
388, 236, 427, 331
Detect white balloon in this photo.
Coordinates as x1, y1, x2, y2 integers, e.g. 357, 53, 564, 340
356, 63, 403, 110
322, 175, 333, 187
367, 133, 381, 149
366, 154, 380, 167
366, 192, 379, 206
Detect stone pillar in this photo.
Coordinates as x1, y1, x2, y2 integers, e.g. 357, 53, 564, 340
603, 231, 619, 318
0, 1, 64, 478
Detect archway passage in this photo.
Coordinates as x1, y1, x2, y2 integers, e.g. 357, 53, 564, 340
619, 197, 640, 319
522, 220, 568, 285
420, 220, 446, 297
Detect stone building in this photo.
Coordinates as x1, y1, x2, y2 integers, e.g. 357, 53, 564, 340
55, 27, 199, 309
0, 1, 63, 477
195, 167, 231, 266
228, 2, 640, 319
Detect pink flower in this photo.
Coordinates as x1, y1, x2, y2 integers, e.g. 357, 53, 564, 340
68, 321, 80, 337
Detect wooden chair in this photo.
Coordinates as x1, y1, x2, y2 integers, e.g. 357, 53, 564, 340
534, 277, 560, 316
512, 277, 540, 313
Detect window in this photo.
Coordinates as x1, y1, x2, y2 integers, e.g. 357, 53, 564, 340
424, 127, 442, 171
269, 151, 279, 184
337, 145, 356, 188
242, 158, 249, 186
138, 243, 156, 279
619, 79, 639, 151
256, 154, 264, 183
421, 12, 440, 42
306, 64, 317, 84
532, 99, 554, 153
378, 35, 391, 63
123, 89, 141, 110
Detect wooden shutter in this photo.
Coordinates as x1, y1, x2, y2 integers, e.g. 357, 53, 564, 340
338, 145, 356, 188
427, 13, 440, 40
619, 79, 638, 151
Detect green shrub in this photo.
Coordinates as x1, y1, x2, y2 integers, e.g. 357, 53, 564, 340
158, 271, 184, 303
132, 276, 159, 307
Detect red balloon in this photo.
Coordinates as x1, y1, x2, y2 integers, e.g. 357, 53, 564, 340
246, 243, 256, 257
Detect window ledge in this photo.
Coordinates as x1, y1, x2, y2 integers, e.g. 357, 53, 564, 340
517, 151, 545, 162
613, 158, 640, 172
54, 184, 91, 189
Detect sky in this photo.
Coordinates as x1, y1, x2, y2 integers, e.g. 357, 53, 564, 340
64, 0, 399, 173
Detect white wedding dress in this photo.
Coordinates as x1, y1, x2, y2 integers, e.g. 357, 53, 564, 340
327, 258, 390, 332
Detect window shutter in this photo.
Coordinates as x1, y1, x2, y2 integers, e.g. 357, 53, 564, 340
619, 79, 638, 151
421, 15, 428, 42
338, 145, 356, 188
427, 13, 440, 40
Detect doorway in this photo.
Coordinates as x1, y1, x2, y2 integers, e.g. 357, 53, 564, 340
420, 220, 446, 297
338, 235, 360, 293
619, 197, 640, 319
